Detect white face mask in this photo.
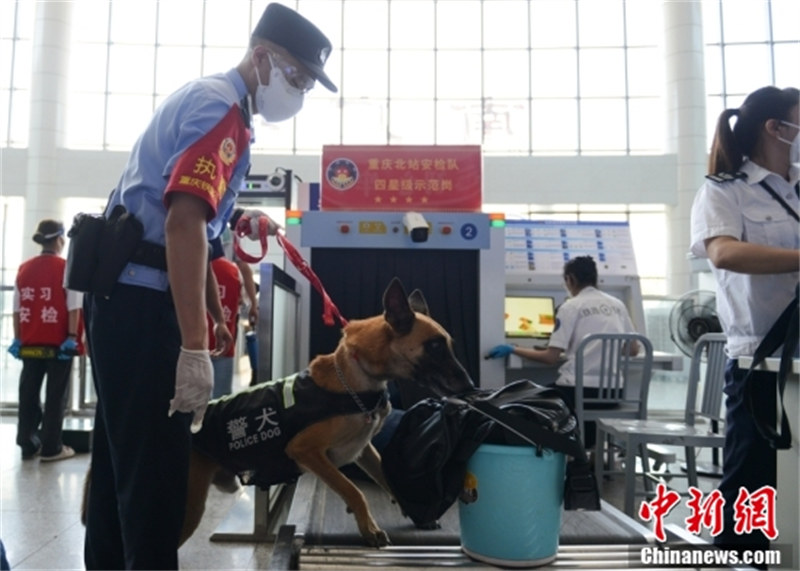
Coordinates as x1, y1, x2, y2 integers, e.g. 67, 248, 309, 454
778, 121, 800, 164
254, 55, 304, 123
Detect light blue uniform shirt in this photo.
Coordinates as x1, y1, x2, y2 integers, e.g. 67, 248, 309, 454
108, 68, 251, 291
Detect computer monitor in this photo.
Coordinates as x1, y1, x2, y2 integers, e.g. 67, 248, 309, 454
504, 296, 556, 339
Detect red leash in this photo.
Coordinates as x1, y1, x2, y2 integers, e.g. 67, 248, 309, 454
233, 214, 348, 328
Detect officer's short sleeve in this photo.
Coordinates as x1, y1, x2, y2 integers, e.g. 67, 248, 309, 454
547, 302, 574, 350
163, 99, 250, 220
690, 182, 743, 258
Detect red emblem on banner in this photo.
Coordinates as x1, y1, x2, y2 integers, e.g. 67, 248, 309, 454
320, 145, 482, 212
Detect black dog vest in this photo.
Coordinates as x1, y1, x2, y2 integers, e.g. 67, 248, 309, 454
193, 370, 388, 488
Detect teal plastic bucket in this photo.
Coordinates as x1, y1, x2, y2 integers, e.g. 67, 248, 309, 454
459, 443, 566, 567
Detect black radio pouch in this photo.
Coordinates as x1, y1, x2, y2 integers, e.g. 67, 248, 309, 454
65, 204, 144, 298
65, 212, 105, 293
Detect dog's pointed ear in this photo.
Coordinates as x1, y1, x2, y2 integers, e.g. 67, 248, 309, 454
383, 278, 415, 335
408, 289, 430, 316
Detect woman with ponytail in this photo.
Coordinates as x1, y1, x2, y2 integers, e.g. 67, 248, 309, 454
691, 86, 799, 563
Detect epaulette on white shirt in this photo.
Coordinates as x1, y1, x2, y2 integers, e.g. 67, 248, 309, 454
705, 171, 747, 183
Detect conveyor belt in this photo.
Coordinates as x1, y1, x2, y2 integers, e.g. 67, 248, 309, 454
268, 473, 670, 569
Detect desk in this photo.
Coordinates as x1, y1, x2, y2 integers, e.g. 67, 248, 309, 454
737, 356, 799, 570
505, 350, 683, 386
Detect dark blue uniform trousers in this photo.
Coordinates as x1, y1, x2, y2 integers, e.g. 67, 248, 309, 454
17, 357, 72, 457
84, 284, 192, 570
714, 359, 777, 559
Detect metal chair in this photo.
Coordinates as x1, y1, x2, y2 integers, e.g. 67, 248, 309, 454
573, 332, 655, 446
594, 332, 727, 516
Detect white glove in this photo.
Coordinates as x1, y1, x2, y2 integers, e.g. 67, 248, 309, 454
168, 347, 214, 434
241, 209, 280, 239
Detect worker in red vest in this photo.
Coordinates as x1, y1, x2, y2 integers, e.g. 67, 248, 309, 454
8, 219, 84, 461
207, 254, 243, 398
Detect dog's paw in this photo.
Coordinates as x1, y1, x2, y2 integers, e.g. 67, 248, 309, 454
364, 529, 391, 548
414, 520, 441, 530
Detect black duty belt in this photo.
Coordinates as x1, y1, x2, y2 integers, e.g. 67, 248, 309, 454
129, 241, 167, 271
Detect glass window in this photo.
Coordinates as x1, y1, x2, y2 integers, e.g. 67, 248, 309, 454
251, 118, 294, 154
105, 94, 155, 150
343, 50, 388, 98
484, 50, 530, 99
342, 100, 387, 144
483, 1, 530, 49
202, 47, 246, 76
437, 50, 482, 98
628, 97, 664, 154
390, 1, 434, 49
530, 1, 576, 48
1, 0, 34, 148
157, 1, 203, 46
722, 44, 773, 94
110, 0, 157, 45
155, 46, 203, 97
65, 93, 106, 150
389, 99, 435, 144
390, 51, 434, 99
579, 48, 627, 98
626, 47, 661, 97
577, 0, 625, 47
295, 97, 342, 151
482, 99, 529, 153
437, 1, 482, 49
436, 100, 482, 145
771, 0, 800, 42
773, 43, 800, 87
719, 0, 770, 44
204, 0, 251, 47
531, 49, 578, 98
531, 98, 579, 153
343, 1, 388, 49
108, 44, 156, 95
580, 98, 627, 152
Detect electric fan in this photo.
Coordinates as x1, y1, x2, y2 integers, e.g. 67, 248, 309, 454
669, 290, 722, 357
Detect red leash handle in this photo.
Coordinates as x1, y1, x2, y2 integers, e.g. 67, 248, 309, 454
276, 232, 348, 328
230, 211, 347, 328
233, 214, 270, 263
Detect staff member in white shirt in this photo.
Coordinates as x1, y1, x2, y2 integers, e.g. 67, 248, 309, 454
487, 256, 639, 446
690, 85, 799, 563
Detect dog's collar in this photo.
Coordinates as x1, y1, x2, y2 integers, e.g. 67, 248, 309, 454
333, 357, 386, 424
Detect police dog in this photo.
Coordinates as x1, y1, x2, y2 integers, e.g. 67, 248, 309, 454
82, 278, 473, 547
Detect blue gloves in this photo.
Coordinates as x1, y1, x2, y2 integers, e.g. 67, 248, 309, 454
8, 338, 21, 360
486, 344, 515, 359
58, 337, 78, 360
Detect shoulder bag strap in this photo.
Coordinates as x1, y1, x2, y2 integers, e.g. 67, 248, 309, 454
744, 290, 798, 449
759, 180, 800, 222
457, 398, 587, 461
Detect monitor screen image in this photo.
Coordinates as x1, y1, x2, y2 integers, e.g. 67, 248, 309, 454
504, 296, 556, 339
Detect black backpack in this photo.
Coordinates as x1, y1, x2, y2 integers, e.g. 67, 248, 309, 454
381, 379, 600, 528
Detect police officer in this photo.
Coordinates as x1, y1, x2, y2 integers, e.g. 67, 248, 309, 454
82, 4, 337, 569
690, 86, 799, 561
9, 219, 83, 462
487, 256, 639, 446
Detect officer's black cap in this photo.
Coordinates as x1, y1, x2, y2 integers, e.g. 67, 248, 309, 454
33, 219, 64, 244
253, 3, 337, 93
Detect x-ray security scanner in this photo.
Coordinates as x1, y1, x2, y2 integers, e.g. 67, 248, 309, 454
284, 210, 506, 394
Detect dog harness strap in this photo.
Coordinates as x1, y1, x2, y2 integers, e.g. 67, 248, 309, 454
276, 232, 348, 328
193, 370, 387, 487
